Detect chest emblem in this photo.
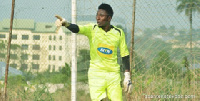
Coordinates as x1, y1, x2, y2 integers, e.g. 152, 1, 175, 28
97, 43, 114, 58
97, 47, 112, 54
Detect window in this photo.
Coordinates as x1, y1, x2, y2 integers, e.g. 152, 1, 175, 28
22, 35, 29, 40
21, 64, 28, 70
49, 45, 51, 50
32, 55, 40, 60
22, 44, 28, 50
59, 67, 62, 71
45, 25, 52, 28
33, 45, 40, 50
53, 55, 55, 60
48, 65, 51, 71
33, 35, 40, 40
11, 44, 19, 50
53, 46, 56, 50
59, 46, 62, 50
52, 65, 55, 72
59, 36, 62, 40
10, 54, 17, 59
32, 63, 39, 70
53, 36, 56, 40
10, 63, 17, 68
48, 55, 51, 60
59, 56, 62, 61
49, 36, 52, 40
21, 54, 28, 60
12, 35, 17, 40
0, 34, 6, 38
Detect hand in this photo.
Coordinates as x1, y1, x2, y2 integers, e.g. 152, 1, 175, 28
123, 72, 133, 94
55, 15, 70, 33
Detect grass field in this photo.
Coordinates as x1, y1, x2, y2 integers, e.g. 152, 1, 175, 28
0, 69, 199, 101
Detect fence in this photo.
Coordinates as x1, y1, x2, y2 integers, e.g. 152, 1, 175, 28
0, 0, 200, 100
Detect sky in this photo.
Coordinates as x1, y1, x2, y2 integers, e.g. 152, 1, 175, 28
0, 0, 200, 31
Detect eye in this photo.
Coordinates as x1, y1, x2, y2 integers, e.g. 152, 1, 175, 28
96, 14, 108, 17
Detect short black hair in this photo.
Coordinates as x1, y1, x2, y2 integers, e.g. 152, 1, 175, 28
98, 3, 114, 17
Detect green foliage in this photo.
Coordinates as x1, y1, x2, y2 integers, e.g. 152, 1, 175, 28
195, 69, 200, 81
134, 53, 147, 73
7, 75, 26, 86
0, 40, 6, 49
159, 25, 167, 33
20, 63, 71, 84
168, 25, 176, 34
7, 84, 55, 101
135, 38, 172, 63
31, 72, 68, 84
33, 85, 54, 101
3, 63, 72, 100
22, 71, 35, 82
10, 44, 20, 50
0, 40, 6, 59
150, 50, 181, 79
61, 63, 71, 77
77, 49, 90, 82
171, 48, 187, 60
182, 56, 195, 86
144, 28, 154, 35
176, 0, 200, 16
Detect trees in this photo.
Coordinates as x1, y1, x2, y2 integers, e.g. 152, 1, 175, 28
77, 49, 90, 82
151, 50, 181, 79
176, 0, 200, 62
159, 25, 167, 34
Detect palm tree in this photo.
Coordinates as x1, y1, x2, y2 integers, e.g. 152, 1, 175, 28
176, 0, 200, 64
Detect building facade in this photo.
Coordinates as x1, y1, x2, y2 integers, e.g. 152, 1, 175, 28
0, 19, 70, 72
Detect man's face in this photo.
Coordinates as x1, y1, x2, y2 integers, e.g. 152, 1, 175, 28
96, 9, 111, 27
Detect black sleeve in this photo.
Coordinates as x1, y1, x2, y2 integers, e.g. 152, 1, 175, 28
122, 55, 130, 71
66, 23, 79, 33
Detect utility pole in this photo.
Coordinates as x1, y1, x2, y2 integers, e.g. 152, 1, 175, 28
128, 0, 136, 101
4, 0, 15, 100
71, 0, 77, 101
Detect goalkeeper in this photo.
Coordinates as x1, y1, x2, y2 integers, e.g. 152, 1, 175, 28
55, 3, 132, 101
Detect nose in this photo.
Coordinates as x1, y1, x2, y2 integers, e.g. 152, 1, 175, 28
96, 15, 100, 20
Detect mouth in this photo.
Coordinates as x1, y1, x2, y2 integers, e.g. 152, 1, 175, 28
97, 22, 102, 26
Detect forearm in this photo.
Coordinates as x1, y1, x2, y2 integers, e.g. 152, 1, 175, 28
122, 55, 130, 72
64, 23, 79, 33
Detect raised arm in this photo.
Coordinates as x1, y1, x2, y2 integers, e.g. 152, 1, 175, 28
55, 15, 79, 33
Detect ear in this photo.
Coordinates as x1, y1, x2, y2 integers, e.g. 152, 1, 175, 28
108, 16, 112, 21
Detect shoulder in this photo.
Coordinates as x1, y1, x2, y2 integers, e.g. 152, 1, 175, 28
111, 25, 123, 36
79, 23, 96, 28
78, 23, 97, 33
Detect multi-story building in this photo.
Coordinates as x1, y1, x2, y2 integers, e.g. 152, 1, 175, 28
0, 19, 71, 72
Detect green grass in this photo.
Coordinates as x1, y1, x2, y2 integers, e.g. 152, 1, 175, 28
0, 60, 199, 101
0, 69, 199, 101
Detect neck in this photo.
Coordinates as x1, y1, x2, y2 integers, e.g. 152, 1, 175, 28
101, 24, 111, 32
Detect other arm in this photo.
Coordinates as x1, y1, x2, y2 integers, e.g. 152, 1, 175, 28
118, 29, 132, 93
122, 55, 130, 72
123, 55, 132, 94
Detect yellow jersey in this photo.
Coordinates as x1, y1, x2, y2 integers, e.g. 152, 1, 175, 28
78, 24, 129, 72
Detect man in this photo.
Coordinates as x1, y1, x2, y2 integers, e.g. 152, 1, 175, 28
55, 3, 132, 101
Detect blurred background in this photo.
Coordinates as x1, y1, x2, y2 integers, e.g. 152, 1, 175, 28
0, 0, 199, 100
